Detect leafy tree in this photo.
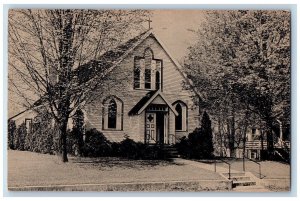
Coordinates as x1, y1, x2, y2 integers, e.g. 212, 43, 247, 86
185, 10, 290, 158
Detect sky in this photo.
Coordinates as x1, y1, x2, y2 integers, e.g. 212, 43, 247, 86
150, 10, 205, 62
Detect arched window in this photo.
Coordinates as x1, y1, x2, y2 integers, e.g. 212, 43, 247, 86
108, 99, 117, 129
144, 48, 153, 89
133, 48, 163, 90
155, 71, 160, 90
173, 101, 187, 131
175, 104, 182, 130
103, 96, 123, 130
133, 58, 140, 89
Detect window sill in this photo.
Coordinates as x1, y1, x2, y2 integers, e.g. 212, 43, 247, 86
133, 88, 157, 91
103, 129, 123, 131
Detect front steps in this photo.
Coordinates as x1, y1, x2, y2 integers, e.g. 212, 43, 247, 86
233, 185, 271, 192
222, 172, 270, 192
162, 145, 179, 158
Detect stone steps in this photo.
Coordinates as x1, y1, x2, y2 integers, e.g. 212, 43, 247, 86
233, 181, 257, 187
233, 185, 271, 192
231, 176, 252, 181
223, 172, 247, 177
162, 146, 179, 158
222, 171, 270, 191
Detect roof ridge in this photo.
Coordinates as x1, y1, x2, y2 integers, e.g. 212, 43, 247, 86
94, 29, 153, 61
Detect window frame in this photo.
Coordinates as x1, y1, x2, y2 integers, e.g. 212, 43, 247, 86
107, 99, 117, 129
172, 101, 188, 132
133, 48, 163, 91
102, 96, 124, 131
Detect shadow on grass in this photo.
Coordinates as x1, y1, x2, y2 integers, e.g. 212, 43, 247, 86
70, 157, 184, 170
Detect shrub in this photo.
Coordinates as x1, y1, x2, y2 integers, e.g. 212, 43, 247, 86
188, 128, 207, 159
110, 142, 121, 156
22, 113, 56, 154
113, 136, 166, 160
15, 123, 27, 151
200, 111, 214, 158
175, 136, 192, 158
142, 144, 165, 160
119, 135, 139, 159
72, 109, 85, 156
176, 112, 214, 159
8, 120, 16, 149
30, 120, 56, 154
66, 129, 78, 155
81, 128, 112, 157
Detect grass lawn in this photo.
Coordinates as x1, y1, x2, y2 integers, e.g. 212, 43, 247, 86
8, 150, 222, 188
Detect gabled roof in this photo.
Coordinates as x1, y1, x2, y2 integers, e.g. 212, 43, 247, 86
74, 29, 204, 101
74, 29, 153, 84
128, 90, 178, 116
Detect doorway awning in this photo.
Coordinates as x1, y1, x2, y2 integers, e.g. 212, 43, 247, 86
128, 90, 178, 116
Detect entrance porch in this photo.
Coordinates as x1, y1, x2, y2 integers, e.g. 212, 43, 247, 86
128, 90, 178, 145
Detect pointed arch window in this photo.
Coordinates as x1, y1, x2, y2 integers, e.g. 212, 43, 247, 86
175, 104, 182, 130
108, 99, 117, 129
103, 96, 123, 130
173, 101, 187, 131
134, 58, 140, 89
155, 71, 160, 90
133, 48, 163, 90
144, 48, 153, 89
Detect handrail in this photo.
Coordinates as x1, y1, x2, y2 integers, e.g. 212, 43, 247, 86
145, 134, 157, 144
214, 159, 231, 180
168, 134, 176, 145
243, 156, 262, 179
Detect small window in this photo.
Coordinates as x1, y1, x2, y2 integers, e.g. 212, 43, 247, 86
175, 104, 182, 130
173, 101, 187, 131
145, 69, 151, 89
108, 99, 117, 129
103, 96, 123, 130
25, 118, 32, 134
134, 58, 141, 89
155, 71, 160, 90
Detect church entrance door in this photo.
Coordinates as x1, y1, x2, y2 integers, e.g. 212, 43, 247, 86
145, 112, 168, 144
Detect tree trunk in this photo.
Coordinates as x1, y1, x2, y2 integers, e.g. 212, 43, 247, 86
218, 114, 223, 157
230, 111, 235, 157
58, 119, 68, 162
242, 112, 249, 159
266, 126, 274, 159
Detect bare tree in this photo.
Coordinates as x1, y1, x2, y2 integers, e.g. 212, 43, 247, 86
8, 9, 149, 162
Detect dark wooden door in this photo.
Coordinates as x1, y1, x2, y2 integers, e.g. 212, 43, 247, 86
156, 112, 165, 144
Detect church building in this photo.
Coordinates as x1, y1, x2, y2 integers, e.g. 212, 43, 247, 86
10, 29, 203, 145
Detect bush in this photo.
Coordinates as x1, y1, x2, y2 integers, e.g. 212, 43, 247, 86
16, 113, 57, 155
15, 123, 27, 151
81, 128, 112, 157
175, 136, 192, 158
119, 136, 139, 159
176, 112, 214, 159
143, 144, 165, 160
72, 109, 84, 156
107, 135, 166, 160
8, 120, 16, 149
29, 119, 56, 154
66, 129, 78, 155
